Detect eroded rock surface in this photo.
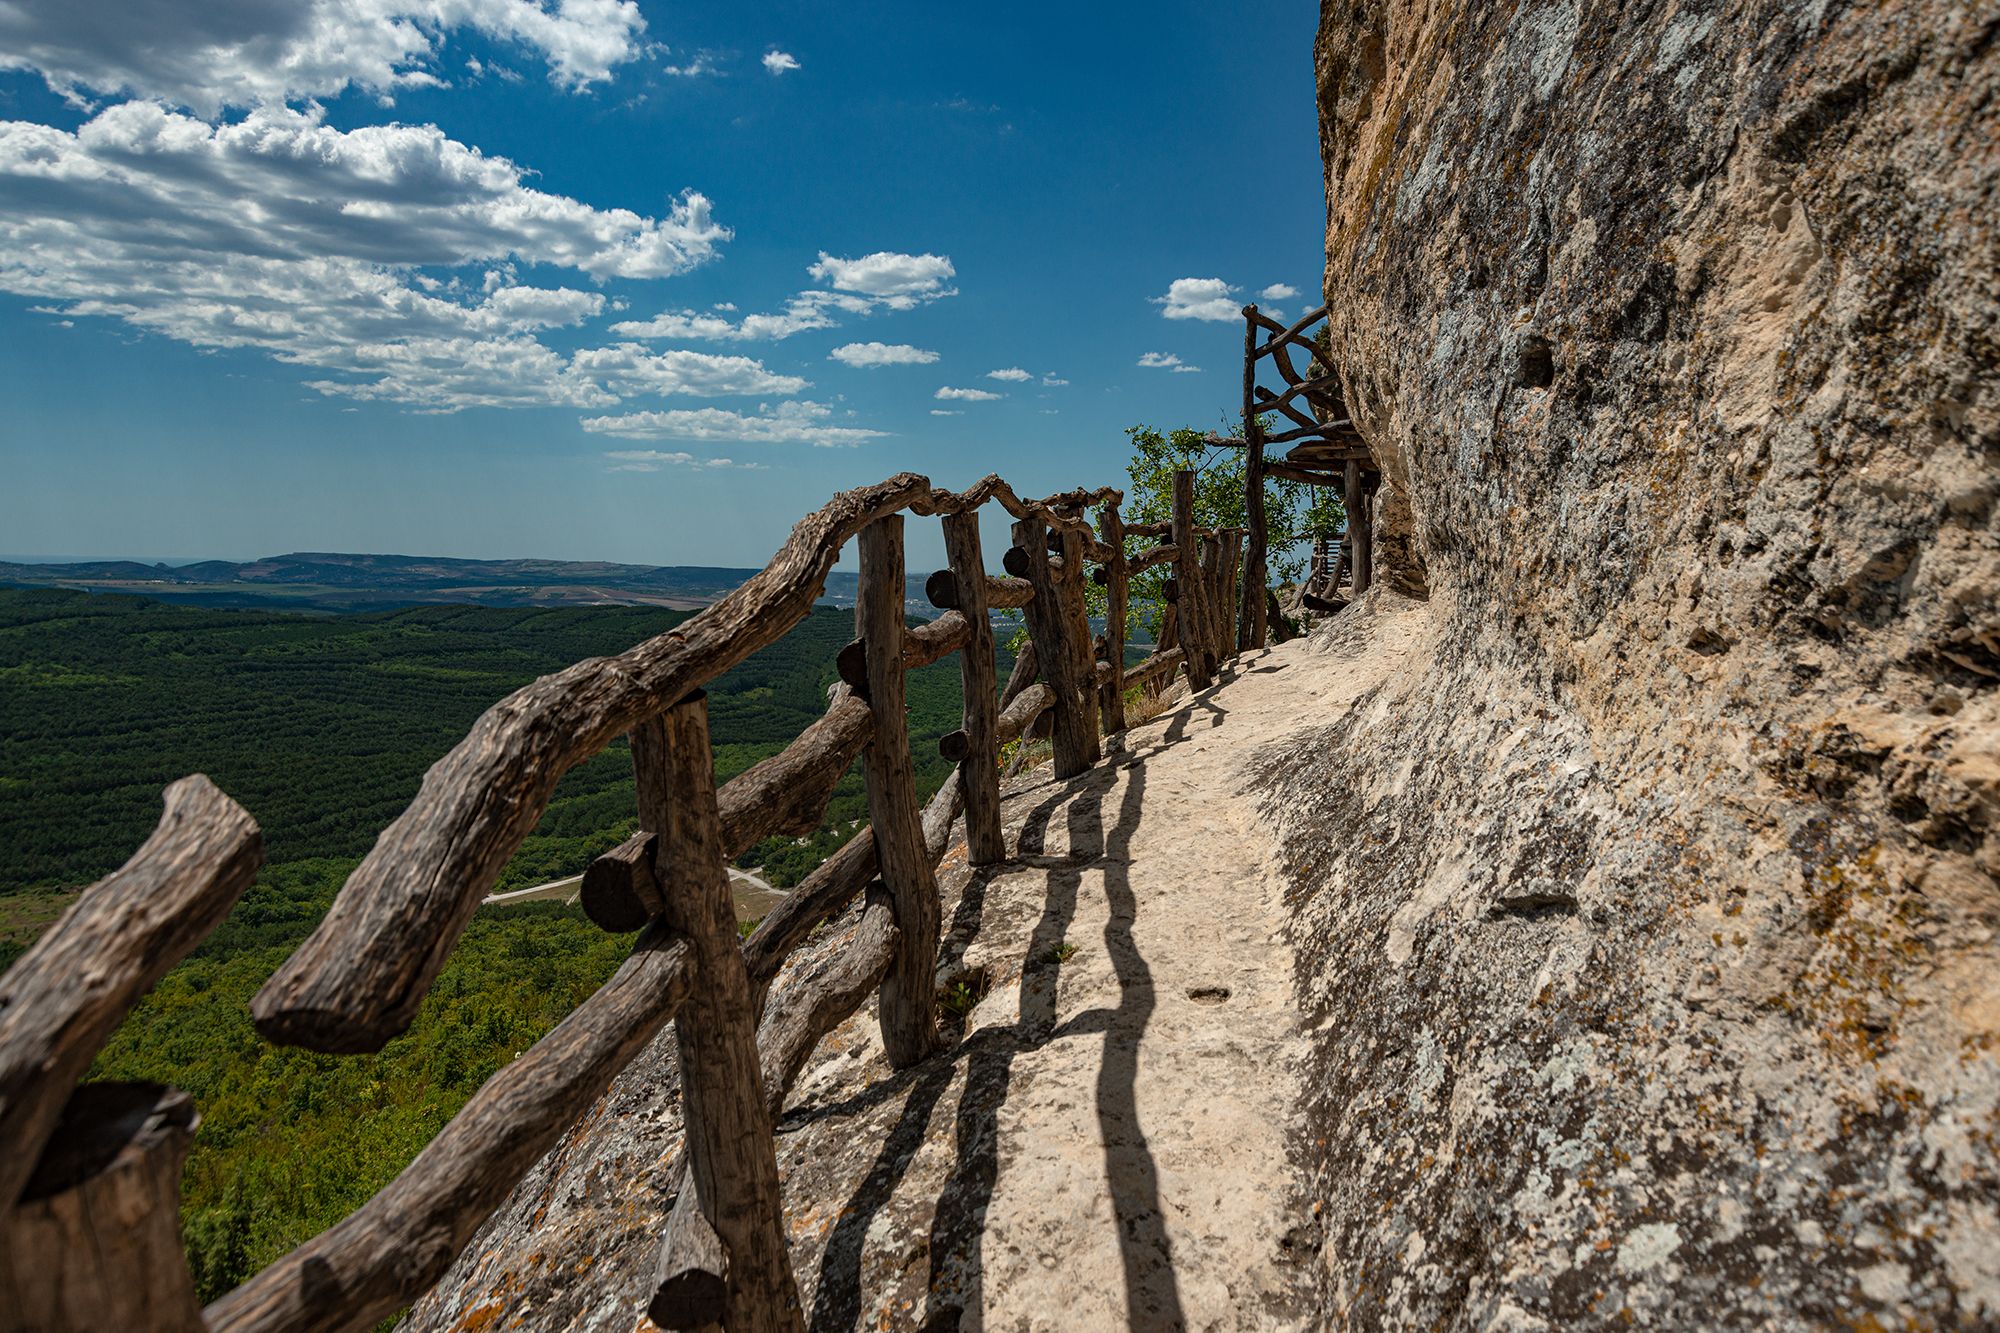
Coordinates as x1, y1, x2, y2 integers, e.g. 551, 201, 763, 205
1276, 0, 2000, 1325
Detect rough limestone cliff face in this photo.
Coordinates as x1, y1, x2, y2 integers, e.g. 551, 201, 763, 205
1271, 0, 1999, 1327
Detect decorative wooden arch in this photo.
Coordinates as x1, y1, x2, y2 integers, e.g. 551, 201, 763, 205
1224, 302, 1377, 646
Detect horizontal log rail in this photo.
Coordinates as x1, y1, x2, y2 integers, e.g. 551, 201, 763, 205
1266, 460, 1350, 487
925, 568, 1032, 612
3, 466, 1258, 1333
1262, 417, 1357, 447
1125, 645, 1186, 690
582, 687, 875, 931
207, 924, 698, 1333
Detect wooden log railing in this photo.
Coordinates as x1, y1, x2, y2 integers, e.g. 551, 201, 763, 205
0, 469, 1254, 1333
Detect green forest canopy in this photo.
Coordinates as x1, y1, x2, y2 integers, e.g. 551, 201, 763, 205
0, 586, 999, 1297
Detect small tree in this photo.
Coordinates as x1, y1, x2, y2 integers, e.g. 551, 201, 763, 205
1086, 422, 1343, 643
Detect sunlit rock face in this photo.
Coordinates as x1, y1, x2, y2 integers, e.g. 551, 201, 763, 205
1271, 0, 1999, 1326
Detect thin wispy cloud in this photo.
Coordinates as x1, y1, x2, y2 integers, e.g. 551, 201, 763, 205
606, 450, 766, 471
830, 342, 939, 367
1154, 277, 1240, 322
761, 50, 801, 76
581, 400, 886, 448
985, 367, 1031, 382
307, 343, 803, 412
935, 386, 1001, 402
660, 51, 721, 77
614, 251, 957, 344
929, 409, 963, 417
1041, 374, 1068, 386
609, 298, 844, 342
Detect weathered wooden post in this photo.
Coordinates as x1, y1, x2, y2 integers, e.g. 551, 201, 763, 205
941, 511, 1004, 865
1097, 500, 1127, 735
2, 1083, 206, 1331
1216, 528, 1232, 656
1241, 305, 1269, 650
1012, 510, 1100, 777
635, 694, 801, 1333
854, 515, 941, 1067
1054, 507, 1101, 719
1200, 536, 1216, 668
0, 775, 261, 1212
1345, 460, 1372, 595
1171, 471, 1215, 691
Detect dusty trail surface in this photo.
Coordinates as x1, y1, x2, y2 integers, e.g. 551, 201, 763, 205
414, 629, 1411, 1332
766, 632, 1392, 1332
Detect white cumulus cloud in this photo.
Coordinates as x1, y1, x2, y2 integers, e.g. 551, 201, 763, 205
1154, 277, 1240, 322
0, 0, 648, 115
0, 102, 742, 412
935, 386, 1001, 402
1138, 352, 1200, 372
0, 103, 726, 281
830, 342, 939, 367
809, 251, 956, 303
1258, 283, 1300, 302
581, 400, 886, 448
761, 50, 801, 75
985, 367, 1031, 382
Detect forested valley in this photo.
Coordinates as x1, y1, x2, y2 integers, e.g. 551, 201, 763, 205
0, 586, 1001, 1299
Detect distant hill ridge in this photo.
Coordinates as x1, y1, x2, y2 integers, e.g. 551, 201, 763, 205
0, 552, 914, 612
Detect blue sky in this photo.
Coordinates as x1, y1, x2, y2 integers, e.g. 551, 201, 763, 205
0, 2, 1325, 569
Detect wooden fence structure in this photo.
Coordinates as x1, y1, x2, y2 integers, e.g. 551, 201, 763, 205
0, 469, 1251, 1333
1231, 301, 1376, 649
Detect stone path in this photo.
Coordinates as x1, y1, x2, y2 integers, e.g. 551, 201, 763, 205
768, 638, 1339, 1331
407, 636, 1361, 1333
